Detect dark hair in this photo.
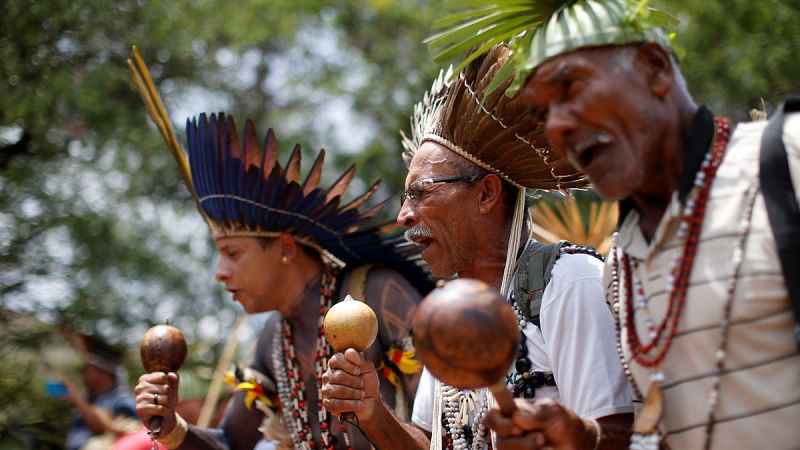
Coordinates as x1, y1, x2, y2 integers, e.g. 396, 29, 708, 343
256, 236, 321, 262
256, 237, 276, 249
448, 157, 519, 220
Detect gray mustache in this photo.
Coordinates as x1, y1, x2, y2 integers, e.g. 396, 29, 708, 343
404, 226, 435, 243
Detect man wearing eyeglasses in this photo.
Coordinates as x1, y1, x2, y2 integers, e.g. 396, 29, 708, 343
320, 46, 632, 450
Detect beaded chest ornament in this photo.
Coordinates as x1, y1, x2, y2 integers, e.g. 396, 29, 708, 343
611, 118, 732, 450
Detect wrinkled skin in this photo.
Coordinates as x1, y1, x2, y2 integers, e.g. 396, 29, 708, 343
522, 43, 686, 206
396, 141, 509, 281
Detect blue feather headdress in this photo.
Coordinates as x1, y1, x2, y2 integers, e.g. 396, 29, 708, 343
128, 48, 433, 290
187, 111, 391, 266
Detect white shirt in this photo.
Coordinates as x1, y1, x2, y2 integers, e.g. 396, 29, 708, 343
413, 252, 633, 435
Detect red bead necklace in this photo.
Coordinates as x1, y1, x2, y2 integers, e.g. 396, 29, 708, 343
276, 265, 352, 450
621, 118, 731, 367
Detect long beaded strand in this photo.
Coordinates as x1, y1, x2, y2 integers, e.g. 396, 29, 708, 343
609, 239, 645, 402
273, 265, 343, 450
702, 181, 759, 450
623, 118, 731, 367
612, 118, 732, 450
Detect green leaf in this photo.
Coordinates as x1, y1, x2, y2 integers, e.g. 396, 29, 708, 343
647, 9, 680, 28
428, 14, 541, 63
482, 55, 519, 101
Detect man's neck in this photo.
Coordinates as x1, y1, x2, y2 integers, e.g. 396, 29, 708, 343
632, 103, 701, 242
459, 233, 528, 290
285, 270, 324, 329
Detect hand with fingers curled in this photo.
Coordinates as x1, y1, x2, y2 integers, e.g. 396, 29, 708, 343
134, 371, 180, 435
486, 397, 597, 450
320, 348, 382, 421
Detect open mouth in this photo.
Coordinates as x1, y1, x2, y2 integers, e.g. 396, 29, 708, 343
569, 134, 612, 170
406, 235, 431, 249
578, 144, 604, 168
405, 226, 435, 248
418, 238, 432, 251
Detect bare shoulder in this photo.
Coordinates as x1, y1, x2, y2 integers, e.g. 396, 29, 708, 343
252, 312, 281, 372
363, 266, 423, 308
356, 266, 422, 341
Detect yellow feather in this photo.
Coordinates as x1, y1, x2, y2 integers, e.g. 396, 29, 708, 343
128, 45, 194, 195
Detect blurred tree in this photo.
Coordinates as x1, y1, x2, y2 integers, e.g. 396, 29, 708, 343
667, 0, 800, 118
0, 0, 444, 342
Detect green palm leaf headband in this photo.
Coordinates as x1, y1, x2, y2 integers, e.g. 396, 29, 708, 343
427, 0, 679, 97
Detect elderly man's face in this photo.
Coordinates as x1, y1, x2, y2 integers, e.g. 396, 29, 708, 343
522, 45, 666, 200
396, 142, 481, 277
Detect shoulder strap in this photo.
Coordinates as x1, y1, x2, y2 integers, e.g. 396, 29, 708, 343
759, 96, 800, 346
513, 241, 567, 327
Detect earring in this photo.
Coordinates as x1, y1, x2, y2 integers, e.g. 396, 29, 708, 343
281, 256, 288, 264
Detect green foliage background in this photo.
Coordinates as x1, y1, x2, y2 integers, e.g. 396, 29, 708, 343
1, 0, 798, 447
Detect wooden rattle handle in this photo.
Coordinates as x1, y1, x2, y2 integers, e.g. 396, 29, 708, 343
488, 379, 517, 416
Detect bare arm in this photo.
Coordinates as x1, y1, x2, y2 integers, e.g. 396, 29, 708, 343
135, 317, 280, 450
62, 377, 112, 435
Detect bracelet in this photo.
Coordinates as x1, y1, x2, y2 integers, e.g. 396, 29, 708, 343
587, 418, 602, 450
158, 413, 189, 449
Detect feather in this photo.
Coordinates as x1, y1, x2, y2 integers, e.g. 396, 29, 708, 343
242, 119, 262, 171
326, 164, 357, 204
406, 43, 587, 191
301, 149, 325, 195
128, 46, 194, 195
284, 144, 302, 184
262, 128, 278, 178
341, 180, 381, 212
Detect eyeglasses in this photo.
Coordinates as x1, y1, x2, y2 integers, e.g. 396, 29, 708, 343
400, 175, 485, 208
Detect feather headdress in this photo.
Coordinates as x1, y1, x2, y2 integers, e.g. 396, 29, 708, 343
400, 67, 453, 167
404, 44, 588, 191
128, 47, 433, 288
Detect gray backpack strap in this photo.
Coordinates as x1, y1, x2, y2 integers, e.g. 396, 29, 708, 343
513, 241, 568, 327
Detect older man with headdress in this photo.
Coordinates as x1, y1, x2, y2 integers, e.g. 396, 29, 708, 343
127, 52, 432, 450
320, 44, 633, 450
430, 1, 800, 449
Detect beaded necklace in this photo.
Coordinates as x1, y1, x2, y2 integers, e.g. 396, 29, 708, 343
623, 118, 731, 368
610, 118, 733, 450
273, 265, 353, 450
702, 180, 759, 450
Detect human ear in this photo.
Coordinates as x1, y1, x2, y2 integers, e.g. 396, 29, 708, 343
478, 174, 504, 214
278, 233, 297, 263
636, 42, 674, 98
